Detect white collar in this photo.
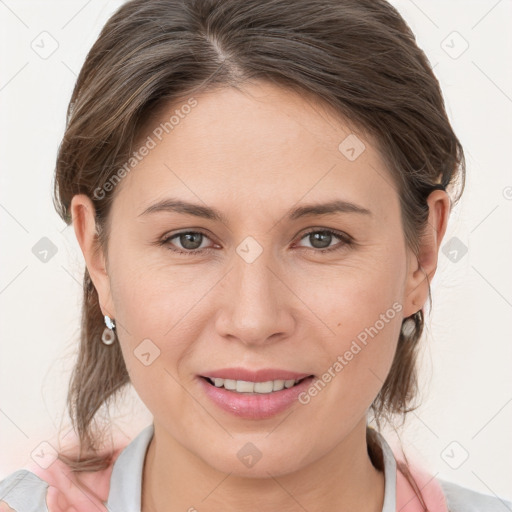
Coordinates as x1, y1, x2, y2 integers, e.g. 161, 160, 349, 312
106, 424, 397, 512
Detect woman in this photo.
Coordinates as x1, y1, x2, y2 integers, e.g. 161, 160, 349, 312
0, 0, 509, 511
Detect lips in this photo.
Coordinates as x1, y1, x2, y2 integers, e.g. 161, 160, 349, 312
200, 367, 312, 382
196, 367, 316, 419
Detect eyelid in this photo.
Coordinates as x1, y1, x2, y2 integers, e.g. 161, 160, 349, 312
159, 227, 353, 255
297, 227, 353, 241
294, 227, 353, 250
159, 229, 217, 253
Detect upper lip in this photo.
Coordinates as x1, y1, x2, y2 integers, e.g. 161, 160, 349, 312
201, 367, 313, 382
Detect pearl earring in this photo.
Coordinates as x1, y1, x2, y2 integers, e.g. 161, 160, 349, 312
102, 315, 116, 345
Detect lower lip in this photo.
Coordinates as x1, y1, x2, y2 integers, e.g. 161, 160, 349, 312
198, 376, 315, 420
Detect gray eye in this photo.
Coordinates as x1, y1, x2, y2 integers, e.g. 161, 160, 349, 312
306, 231, 333, 249
177, 232, 204, 250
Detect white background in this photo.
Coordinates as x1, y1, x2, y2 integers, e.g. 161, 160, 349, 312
1, 0, 511, 502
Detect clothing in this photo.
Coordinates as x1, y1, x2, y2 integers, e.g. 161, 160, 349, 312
0, 424, 509, 511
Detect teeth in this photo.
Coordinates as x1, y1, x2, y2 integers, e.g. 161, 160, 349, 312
254, 381, 273, 393
273, 380, 285, 391
209, 377, 303, 393
223, 379, 237, 390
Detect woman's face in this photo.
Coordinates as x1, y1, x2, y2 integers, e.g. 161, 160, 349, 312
78, 81, 439, 477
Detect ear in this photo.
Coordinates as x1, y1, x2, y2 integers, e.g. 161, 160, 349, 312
403, 189, 451, 318
70, 194, 116, 319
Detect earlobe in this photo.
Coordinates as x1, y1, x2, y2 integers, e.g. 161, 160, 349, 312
70, 194, 115, 318
403, 189, 451, 317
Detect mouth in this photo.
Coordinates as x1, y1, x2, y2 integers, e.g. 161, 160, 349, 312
201, 375, 314, 395
198, 371, 317, 419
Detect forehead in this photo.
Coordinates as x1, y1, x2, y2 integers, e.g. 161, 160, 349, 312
113, 82, 399, 225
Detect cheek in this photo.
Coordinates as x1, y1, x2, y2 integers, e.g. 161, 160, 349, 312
106, 249, 221, 405
297, 302, 402, 436
290, 241, 405, 341
108, 225, 405, 411
294, 251, 405, 409
108, 242, 216, 336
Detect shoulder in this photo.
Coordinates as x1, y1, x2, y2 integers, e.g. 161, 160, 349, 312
0, 451, 118, 512
0, 430, 132, 512
0, 469, 49, 511
439, 478, 512, 512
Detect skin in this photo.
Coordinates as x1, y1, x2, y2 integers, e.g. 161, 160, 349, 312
72, 81, 450, 512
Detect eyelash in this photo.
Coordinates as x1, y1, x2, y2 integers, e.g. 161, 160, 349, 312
158, 228, 353, 257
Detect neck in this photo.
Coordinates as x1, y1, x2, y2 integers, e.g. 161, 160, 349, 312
141, 418, 385, 512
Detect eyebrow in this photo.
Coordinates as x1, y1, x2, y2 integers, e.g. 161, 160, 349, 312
138, 198, 372, 223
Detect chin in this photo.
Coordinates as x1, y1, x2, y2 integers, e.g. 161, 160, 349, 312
199, 443, 306, 479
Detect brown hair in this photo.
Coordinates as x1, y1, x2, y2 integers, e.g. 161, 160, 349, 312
53, 0, 465, 499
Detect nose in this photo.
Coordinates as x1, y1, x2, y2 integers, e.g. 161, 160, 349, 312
214, 246, 296, 346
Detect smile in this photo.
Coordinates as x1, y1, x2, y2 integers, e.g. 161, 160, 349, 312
198, 373, 316, 419
203, 376, 309, 394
